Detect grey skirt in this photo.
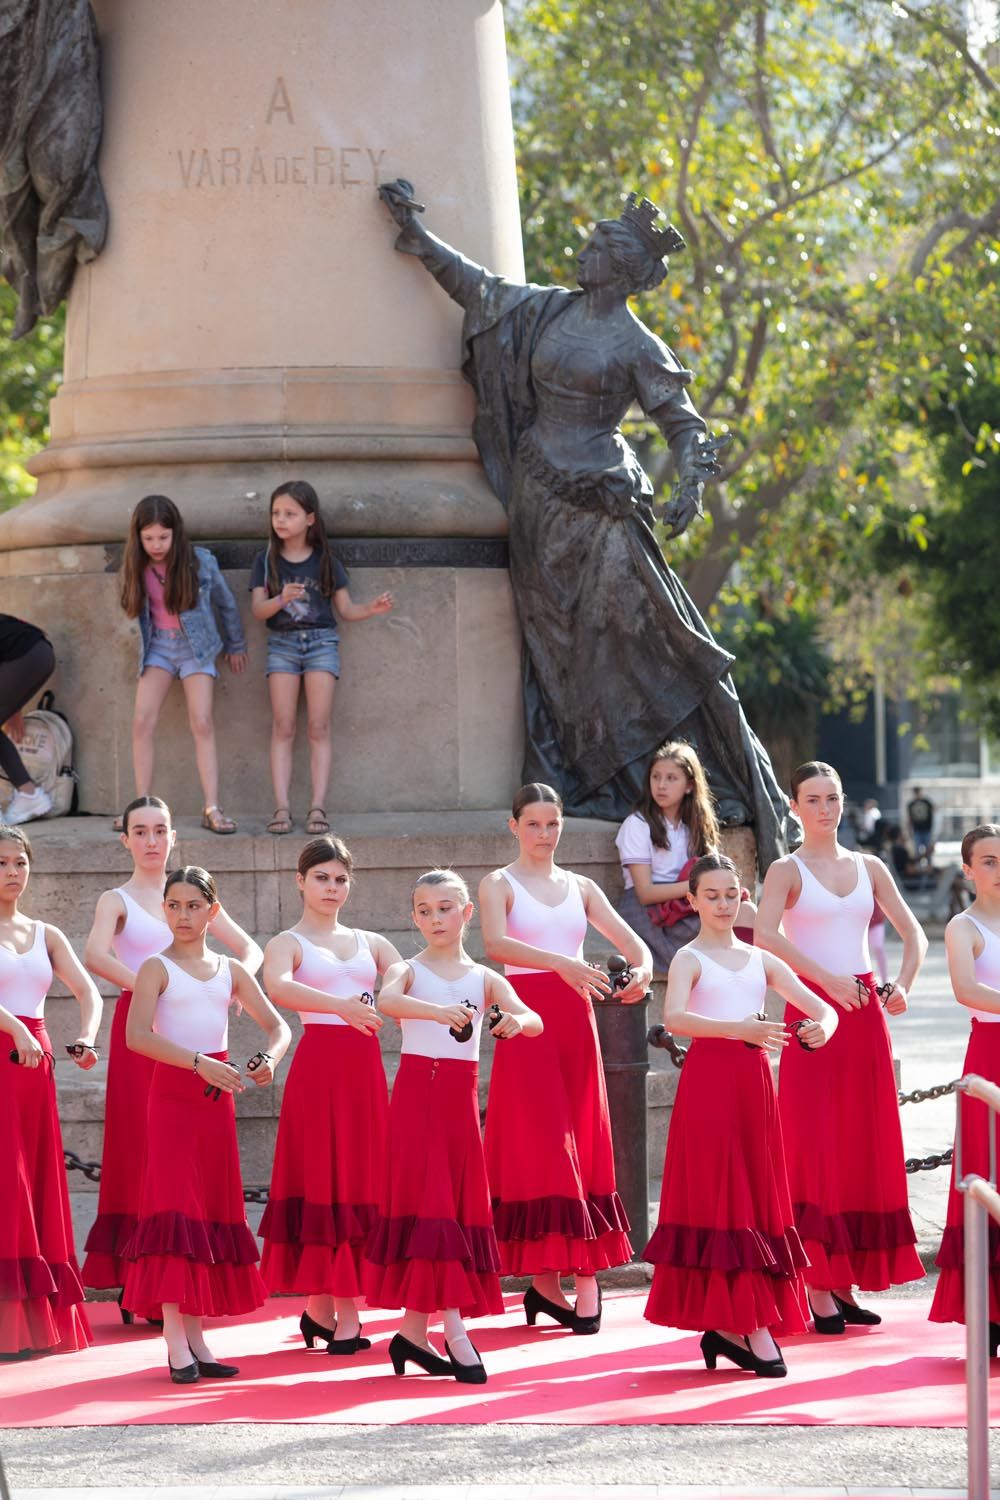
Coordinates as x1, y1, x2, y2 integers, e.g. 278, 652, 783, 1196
615, 885, 700, 977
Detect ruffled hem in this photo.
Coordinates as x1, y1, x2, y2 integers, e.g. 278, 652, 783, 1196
800, 1240, 924, 1291
0, 1297, 92, 1356
259, 1240, 365, 1298
366, 1215, 500, 1273
82, 1213, 140, 1288
796, 1202, 917, 1252
936, 1223, 1000, 1270
491, 1191, 629, 1244
259, 1196, 378, 1249
0, 1257, 85, 1308
121, 1257, 267, 1319
498, 1228, 633, 1277
121, 1211, 260, 1267
644, 1266, 807, 1337
363, 1259, 504, 1319
929, 1267, 1000, 1324
644, 1222, 807, 1279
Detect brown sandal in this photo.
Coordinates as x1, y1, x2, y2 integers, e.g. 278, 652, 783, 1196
267, 807, 293, 835
305, 806, 330, 834
202, 805, 237, 834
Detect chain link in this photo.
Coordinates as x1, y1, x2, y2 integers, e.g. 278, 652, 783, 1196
905, 1147, 954, 1174
898, 1078, 960, 1107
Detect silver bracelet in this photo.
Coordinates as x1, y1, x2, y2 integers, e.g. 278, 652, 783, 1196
193, 1051, 201, 1072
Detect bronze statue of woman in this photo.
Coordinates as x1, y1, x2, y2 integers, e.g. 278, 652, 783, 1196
380, 180, 793, 869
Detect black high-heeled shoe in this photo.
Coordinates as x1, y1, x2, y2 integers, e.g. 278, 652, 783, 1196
524, 1284, 577, 1329
388, 1333, 453, 1376
196, 1358, 240, 1379
299, 1310, 336, 1350
573, 1283, 602, 1336
808, 1298, 846, 1335
326, 1326, 372, 1356
700, 1330, 787, 1379
168, 1356, 200, 1385
989, 1321, 1000, 1358
117, 1288, 135, 1327
832, 1293, 882, 1326
445, 1338, 488, 1385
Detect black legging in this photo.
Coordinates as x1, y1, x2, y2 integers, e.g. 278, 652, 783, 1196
0, 639, 56, 788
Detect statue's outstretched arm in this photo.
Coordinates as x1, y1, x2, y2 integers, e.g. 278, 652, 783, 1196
378, 179, 499, 311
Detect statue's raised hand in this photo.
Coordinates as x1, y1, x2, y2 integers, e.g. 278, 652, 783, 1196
378, 178, 426, 237
660, 478, 704, 540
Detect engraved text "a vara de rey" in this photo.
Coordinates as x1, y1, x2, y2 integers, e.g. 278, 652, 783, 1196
177, 145, 386, 189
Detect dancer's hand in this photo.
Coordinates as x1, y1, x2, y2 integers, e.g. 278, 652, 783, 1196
341, 997, 383, 1035
67, 1040, 99, 1071
558, 957, 612, 1002
489, 1009, 526, 1039
438, 1003, 475, 1031
617, 964, 652, 1004
795, 1019, 829, 1050
739, 1016, 788, 1051
9, 1025, 44, 1067
226, 652, 248, 674
882, 981, 908, 1016
824, 974, 866, 1010
195, 1056, 244, 1093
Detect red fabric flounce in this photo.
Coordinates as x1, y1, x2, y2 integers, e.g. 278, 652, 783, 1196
644, 1266, 807, 1336
364, 1259, 503, 1319
259, 1197, 379, 1249
795, 1203, 918, 1253
485, 971, 631, 1276
644, 1222, 807, 1279
121, 1211, 260, 1267
121, 1258, 267, 1321
366, 1215, 501, 1273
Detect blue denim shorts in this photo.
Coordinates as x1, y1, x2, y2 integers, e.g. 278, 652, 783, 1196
143, 627, 217, 680
266, 627, 341, 678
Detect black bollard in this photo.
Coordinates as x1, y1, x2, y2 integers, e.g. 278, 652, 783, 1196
593, 953, 650, 1258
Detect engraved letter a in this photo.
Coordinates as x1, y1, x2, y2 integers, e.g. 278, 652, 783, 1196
266, 76, 294, 125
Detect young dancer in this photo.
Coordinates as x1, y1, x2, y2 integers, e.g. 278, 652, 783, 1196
249, 480, 394, 836
121, 866, 290, 1383
480, 783, 653, 1332
365, 870, 541, 1384
81, 796, 261, 1302
929, 824, 1000, 1345
0, 825, 103, 1357
259, 836, 401, 1353
756, 761, 927, 1330
615, 740, 756, 972
644, 853, 838, 1378
119, 494, 248, 833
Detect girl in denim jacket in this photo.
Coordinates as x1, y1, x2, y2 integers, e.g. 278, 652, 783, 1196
119, 496, 247, 833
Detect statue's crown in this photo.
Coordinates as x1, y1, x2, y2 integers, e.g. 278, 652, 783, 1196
620, 193, 685, 258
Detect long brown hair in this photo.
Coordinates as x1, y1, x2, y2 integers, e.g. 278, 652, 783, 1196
635, 740, 719, 854
120, 496, 198, 618
266, 481, 336, 599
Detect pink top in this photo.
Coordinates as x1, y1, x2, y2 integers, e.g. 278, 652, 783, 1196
288, 929, 377, 1029
502, 867, 587, 977
112, 887, 170, 978
686, 945, 767, 1021
400, 959, 487, 1061
152, 954, 232, 1053
960, 913, 1000, 1025
144, 565, 180, 629
0, 922, 52, 1020
783, 851, 873, 978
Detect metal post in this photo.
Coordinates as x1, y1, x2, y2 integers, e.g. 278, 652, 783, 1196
594, 990, 650, 1258
964, 1182, 990, 1500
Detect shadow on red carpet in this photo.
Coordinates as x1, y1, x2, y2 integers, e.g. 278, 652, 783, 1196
0, 1291, 991, 1428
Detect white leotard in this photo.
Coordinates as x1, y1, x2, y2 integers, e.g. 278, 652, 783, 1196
400, 959, 487, 1061
686, 946, 767, 1022
782, 851, 873, 977
960, 913, 1000, 1024
0, 922, 52, 1020
288, 929, 378, 1028
502, 866, 587, 977
152, 953, 232, 1054
112, 887, 169, 976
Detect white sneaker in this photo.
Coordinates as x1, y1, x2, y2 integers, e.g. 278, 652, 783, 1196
5, 786, 54, 825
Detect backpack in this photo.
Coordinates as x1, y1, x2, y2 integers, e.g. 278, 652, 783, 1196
0, 690, 78, 818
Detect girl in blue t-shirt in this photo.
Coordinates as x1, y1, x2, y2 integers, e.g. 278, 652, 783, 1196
250, 481, 393, 836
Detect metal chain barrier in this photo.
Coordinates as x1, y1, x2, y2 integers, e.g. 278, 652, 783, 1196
64, 1149, 270, 1203
898, 1078, 960, 1107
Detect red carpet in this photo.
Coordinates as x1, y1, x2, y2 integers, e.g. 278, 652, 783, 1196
0, 1291, 994, 1427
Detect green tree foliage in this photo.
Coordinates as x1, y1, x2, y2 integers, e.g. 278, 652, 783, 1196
508, 0, 1000, 644
0, 285, 63, 513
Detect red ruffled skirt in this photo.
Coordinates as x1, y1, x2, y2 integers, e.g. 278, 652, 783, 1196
930, 1020, 1000, 1324
0, 1017, 91, 1355
259, 1025, 388, 1297
120, 1054, 266, 1319
364, 1055, 502, 1318
779, 973, 923, 1290
484, 971, 631, 1275
81, 990, 156, 1288
644, 1036, 807, 1334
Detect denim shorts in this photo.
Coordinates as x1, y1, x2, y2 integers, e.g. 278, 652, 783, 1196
266, 627, 341, 678
143, 627, 217, 680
